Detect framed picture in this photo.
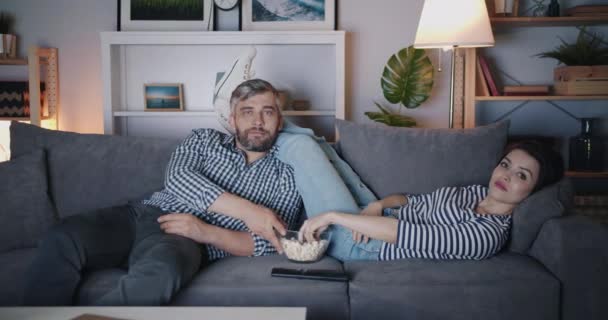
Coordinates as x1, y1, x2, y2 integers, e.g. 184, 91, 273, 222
119, 0, 213, 31
241, 0, 335, 31
144, 84, 184, 111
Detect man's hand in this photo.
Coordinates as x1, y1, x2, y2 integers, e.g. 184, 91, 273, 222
353, 201, 383, 243
158, 213, 211, 243
242, 206, 287, 254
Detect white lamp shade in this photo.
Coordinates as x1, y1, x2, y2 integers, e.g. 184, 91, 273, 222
414, 0, 495, 49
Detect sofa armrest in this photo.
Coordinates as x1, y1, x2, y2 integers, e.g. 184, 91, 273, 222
529, 215, 608, 320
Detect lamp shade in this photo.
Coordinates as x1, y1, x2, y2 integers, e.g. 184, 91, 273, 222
414, 0, 495, 49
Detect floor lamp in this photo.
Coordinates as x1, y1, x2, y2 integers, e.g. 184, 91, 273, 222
414, 0, 495, 128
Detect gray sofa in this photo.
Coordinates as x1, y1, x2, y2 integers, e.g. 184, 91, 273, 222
1, 120, 607, 320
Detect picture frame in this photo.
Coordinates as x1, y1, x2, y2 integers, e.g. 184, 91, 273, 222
144, 84, 184, 111
241, 0, 335, 31
119, 0, 213, 31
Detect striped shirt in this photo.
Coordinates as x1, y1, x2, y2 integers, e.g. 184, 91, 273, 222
143, 129, 302, 261
379, 185, 511, 261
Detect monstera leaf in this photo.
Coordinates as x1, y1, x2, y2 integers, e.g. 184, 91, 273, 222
365, 102, 416, 127
381, 46, 434, 108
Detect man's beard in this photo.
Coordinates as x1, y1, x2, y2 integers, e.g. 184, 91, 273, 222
235, 127, 278, 152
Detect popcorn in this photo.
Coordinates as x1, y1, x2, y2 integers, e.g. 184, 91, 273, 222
280, 238, 329, 262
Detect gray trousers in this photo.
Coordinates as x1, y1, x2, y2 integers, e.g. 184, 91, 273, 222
23, 204, 204, 306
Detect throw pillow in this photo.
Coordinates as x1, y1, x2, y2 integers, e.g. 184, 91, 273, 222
335, 120, 509, 198
0, 149, 56, 252
508, 178, 573, 253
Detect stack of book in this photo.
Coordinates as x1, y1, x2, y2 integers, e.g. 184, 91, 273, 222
503, 85, 551, 96
565, 5, 608, 17
574, 195, 608, 224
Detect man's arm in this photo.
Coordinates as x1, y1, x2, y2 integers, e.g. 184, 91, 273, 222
164, 130, 287, 249
158, 213, 254, 256
248, 169, 303, 256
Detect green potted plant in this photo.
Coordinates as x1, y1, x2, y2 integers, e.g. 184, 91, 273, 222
365, 46, 434, 127
536, 27, 608, 95
0, 11, 17, 58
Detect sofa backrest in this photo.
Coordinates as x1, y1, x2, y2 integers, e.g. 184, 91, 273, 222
336, 119, 509, 197
10, 122, 179, 218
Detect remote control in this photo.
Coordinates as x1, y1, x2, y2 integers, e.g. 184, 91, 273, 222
271, 267, 349, 282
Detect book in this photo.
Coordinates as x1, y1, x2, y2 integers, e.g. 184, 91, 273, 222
503, 85, 550, 96
503, 85, 550, 93
476, 58, 490, 96
478, 54, 500, 96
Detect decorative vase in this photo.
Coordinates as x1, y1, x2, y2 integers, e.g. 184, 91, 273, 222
569, 118, 604, 171
547, 0, 560, 17
0, 33, 17, 58
532, 0, 546, 17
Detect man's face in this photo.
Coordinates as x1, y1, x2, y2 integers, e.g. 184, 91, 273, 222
230, 91, 282, 153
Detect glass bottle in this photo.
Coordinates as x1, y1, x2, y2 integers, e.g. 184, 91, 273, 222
569, 118, 604, 171
547, 0, 560, 17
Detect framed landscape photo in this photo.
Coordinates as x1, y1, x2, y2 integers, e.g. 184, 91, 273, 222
119, 0, 213, 31
144, 84, 184, 111
241, 0, 335, 31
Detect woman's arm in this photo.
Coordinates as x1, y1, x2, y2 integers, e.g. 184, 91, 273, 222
300, 212, 399, 244
352, 194, 408, 243
360, 194, 408, 216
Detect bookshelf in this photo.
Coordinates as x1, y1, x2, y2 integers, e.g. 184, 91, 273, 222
100, 31, 345, 141
0, 46, 58, 128
462, 17, 608, 179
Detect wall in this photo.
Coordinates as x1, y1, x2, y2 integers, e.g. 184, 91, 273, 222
1, 0, 451, 135
0, 0, 607, 143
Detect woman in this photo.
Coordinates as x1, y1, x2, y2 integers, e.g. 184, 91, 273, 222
297, 141, 564, 261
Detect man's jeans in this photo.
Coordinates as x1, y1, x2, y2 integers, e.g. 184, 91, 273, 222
277, 122, 382, 261
23, 204, 203, 306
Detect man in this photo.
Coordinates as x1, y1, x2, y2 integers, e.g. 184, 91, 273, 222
24, 79, 302, 306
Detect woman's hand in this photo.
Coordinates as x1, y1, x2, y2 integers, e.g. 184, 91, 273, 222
353, 201, 383, 243
298, 212, 334, 242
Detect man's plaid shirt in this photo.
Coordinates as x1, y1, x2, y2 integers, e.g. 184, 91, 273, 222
143, 128, 302, 260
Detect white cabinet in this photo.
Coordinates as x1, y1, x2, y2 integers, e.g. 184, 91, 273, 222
100, 31, 345, 141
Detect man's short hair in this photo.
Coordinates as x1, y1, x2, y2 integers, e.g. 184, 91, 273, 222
230, 79, 281, 114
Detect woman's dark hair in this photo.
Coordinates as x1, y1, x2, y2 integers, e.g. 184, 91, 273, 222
502, 140, 565, 192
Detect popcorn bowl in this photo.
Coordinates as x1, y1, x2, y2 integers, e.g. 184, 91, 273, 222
278, 230, 332, 263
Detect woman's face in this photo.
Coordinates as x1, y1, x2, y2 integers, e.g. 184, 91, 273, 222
488, 149, 540, 206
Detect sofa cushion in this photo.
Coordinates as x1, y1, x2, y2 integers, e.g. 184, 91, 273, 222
10, 122, 179, 218
172, 255, 349, 320
508, 178, 572, 253
335, 120, 509, 198
0, 150, 56, 252
0, 248, 38, 306
345, 252, 559, 320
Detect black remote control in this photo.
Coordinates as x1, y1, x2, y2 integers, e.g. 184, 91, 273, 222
271, 267, 349, 282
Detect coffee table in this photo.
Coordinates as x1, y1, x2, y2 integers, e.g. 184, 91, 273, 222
0, 306, 306, 320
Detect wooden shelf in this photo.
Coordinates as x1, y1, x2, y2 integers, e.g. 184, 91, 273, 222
566, 171, 608, 178
0, 116, 52, 121
475, 95, 608, 101
491, 16, 608, 27
0, 58, 27, 65
0, 57, 48, 66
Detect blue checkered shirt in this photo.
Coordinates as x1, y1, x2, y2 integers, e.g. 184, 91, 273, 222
143, 129, 302, 261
